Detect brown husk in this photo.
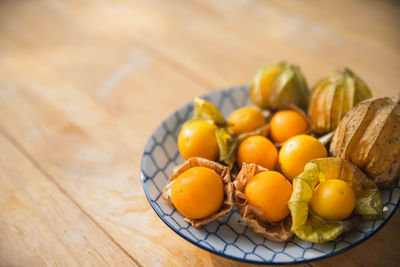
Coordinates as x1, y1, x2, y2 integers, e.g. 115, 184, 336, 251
330, 94, 400, 188
233, 163, 293, 242
162, 157, 234, 228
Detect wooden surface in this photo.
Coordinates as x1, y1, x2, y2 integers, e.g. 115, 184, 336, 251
0, 0, 399, 266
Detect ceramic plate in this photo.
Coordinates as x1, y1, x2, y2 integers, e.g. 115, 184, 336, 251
141, 85, 400, 264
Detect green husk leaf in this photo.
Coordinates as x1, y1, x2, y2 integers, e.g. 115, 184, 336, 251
288, 157, 382, 243
290, 65, 310, 109
250, 62, 285, 109
250, 62, 309, 110
269, 65, 309, 110
193, 97, 229, 127
292, 209, 360, 243
192, 97, 239, 169
343, 68, 372, 104
268, 65, 295, 108
216, 128, 237, 169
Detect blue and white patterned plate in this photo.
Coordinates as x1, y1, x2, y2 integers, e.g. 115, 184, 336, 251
141, 85, 400, 264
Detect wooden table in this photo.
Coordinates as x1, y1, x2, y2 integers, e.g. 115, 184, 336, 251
0, 0, 399, 266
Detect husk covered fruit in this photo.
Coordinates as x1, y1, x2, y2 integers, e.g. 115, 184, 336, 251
308, 68, 372, 134
330, 95, 400, 188
288, 158, 381, 243
250, 62, 309, 110
162, 157, 234, 228
234, 163, 293, 242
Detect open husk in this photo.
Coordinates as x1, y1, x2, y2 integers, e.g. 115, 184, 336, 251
233, 163, 293, 242
308, 68, 372, 135
162, 157, 234, 228
330, 94, 400, 188
288, 158, 382, 243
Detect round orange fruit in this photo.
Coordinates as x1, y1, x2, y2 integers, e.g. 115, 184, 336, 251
178, 120, 219, 161
228, 107, 266, 135
244, 171, 293, 223
270, 110, 309, 144
171, 167, 224, 219
310, 179, 356, 221
279, 135, 327, 181
237, 135, 278, 170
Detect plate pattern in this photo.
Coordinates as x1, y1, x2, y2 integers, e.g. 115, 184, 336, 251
141, 85, 400, 264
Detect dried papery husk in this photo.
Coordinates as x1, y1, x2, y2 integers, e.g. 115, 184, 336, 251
162, 157, 234, 228
308, 68, 372, 135
233, 163, 293, 242
250, 62, 309, 110
330, 94, 400, 188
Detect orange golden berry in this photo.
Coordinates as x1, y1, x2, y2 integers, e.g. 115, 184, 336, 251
237, 135, 278, 170
270, 110, 309, 144
171, 167, 224, 219
310, 179, 356, 221
279, 135, 327, 181
245, 171, 293, 223
178, 120, 219, 161
228, 107, 266, 135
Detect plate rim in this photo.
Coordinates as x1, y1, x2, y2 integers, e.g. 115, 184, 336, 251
140, 85, 400, 265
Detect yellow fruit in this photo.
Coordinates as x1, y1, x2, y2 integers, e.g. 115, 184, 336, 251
269, 110, 309, 143
279, 135, 327, 181
178, 120, 219, 161
171, 167, 224, 219
228, 107, 266, 135
244, 171, 293, 223
310, 179, 356, 221
237, 135, 278, 170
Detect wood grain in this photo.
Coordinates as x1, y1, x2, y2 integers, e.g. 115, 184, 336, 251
0, 0, 399, 266
0, 134, 138, 266
0, 56, 265, 267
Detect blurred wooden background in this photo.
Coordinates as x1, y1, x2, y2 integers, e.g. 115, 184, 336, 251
0, 0, 399, 266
